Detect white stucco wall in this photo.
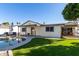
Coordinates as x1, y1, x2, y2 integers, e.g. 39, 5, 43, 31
27, 27, 31, 34
12, 26, 21, 33
35, 26, 62, 37
0, 26, 21, 35
72, 28, 75, 36
20, 26, 31, 35
20, 25, 62, 37
73, 27, 79, 36
0, 28, 9, 35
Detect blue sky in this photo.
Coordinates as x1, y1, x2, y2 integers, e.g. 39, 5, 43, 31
0, 3, 67, 25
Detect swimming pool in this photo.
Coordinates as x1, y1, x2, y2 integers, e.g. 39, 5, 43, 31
0, 39, 18, 49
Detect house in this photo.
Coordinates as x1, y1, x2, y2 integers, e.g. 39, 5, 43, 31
0, 20, 79, 38
20, 20, 63, 37
19, 20, 79, 38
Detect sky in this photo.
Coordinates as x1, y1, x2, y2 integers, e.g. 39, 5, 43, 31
0, 3, 67, 25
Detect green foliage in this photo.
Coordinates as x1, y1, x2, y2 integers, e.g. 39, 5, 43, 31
62, 3, 79, 21
2, 22, 9, 25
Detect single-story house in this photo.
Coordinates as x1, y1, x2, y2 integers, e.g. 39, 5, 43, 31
0, 20, 79, 38
19, 20, 79, 38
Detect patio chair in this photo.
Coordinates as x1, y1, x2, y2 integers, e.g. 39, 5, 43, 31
21, 38, 26, 41
4, 32, 9, 36
27, 33, 30, 36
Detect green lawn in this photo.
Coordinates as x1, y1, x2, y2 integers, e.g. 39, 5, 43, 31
12, 38, 79, 56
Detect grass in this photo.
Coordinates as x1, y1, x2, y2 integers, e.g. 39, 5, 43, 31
12, 38, 79, 56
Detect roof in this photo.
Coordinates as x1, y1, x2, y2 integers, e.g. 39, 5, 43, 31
65, 22, 77, 26
20, 20, 77, 26
22, 20, 41, 25
41, 24, 64, 26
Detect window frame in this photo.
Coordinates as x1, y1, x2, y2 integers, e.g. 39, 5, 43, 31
46, 27, 50, 32
50, 27, 54, 32
45, 27, 54, 32
22, 27, 26, 32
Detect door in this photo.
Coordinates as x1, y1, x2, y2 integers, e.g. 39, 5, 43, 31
31, 27, 36, 35
62, 27, 73, 36
67, 28, 73, 35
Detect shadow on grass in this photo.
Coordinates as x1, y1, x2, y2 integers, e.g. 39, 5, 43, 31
13, 45, 79, 56
71, 42, 79, 47
13, 38, 55, 50
26, 45, 79, 56
14, 38, 77, 56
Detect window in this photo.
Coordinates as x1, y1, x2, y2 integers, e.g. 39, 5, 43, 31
50, 27, 54, 32
22, 28, 26, 32
46, 27, 49, 32
46, 27, 54, 32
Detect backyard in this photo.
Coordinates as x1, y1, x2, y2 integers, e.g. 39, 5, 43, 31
12, 38, 79, 56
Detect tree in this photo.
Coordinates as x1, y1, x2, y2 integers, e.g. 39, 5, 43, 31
2, 22, 9, 25
62, 3, 79, 21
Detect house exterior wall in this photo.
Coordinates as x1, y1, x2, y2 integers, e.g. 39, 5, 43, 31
20, 25, 62, 37
35, 26, 61, 37
0, 26, 20, 35
72, 28, 75, 36
20, 27, 26, 35
73, 27, 79, 36
0, 28, 9, 35
0, 26, 21, 35
12, 26, 21, 33
27, 27, 31, 34
20, 26, 31, 35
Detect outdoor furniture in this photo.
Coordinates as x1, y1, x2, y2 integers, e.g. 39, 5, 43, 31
0, 33, 4, 37
27, 33, 30, 36
21, 38, 26, 41
4, 32, 9, 36
12, 32, 16, 36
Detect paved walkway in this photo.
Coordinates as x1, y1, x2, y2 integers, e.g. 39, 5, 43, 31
63, 36, 79, 39
0, 36, 34, 56
0, 50, 7, 56
0, 50, 13, 56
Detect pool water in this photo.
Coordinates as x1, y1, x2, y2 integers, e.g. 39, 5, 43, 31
0, 39, 18, 48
